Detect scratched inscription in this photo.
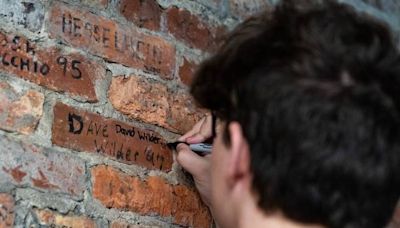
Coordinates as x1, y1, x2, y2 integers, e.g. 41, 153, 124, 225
48, 2, 175, 78
52, 103, 173, 172
0, 32, 99, 101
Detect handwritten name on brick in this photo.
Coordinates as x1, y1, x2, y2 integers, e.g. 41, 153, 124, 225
48, 2, 175, 79
92, 166, 211, 228
52, 103, 173, 171
0, 32, 100, 102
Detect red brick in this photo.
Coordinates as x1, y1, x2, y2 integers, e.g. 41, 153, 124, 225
48, 2, 175, 79
0, 193, 14, 228
0, 32, 100, 102
168, 90, 204, 133
108, 75, 169, 127
119, 0, 162, 31
229, 0, 271, 19
92, 165, 212, 228
179, 57, 198, 86
34, 209, 96, 228
166, 8, 227, 52
52, 102, 173, 172
0, 81, 44, 134
108, 75, 204, 134
166, 7, 215, 51
0, 136, 86, 197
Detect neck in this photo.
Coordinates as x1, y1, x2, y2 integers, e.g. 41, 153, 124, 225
236, 197, 324, 228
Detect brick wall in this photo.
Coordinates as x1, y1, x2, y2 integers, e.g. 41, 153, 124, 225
0, 0, 399, 228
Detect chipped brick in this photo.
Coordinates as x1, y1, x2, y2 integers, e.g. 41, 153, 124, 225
92, 165, 212, 228
0, 81, 44, 134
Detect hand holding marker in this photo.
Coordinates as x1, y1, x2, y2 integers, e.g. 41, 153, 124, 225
168, 114, 214, 156
167, 141, 212, 156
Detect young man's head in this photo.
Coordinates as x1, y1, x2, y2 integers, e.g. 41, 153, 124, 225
191, 0, 400, 227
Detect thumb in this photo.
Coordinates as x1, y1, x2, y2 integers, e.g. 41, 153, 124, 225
176, 143, 208, 175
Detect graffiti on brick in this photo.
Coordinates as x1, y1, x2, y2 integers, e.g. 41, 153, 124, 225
49, 2, 175, 79
53, 103, 173, 171
61, 12, 164, 75
0, 34, 82, 79
0, 31, 99, 101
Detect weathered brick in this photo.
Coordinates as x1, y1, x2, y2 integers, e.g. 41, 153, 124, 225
0, 81, 44, 134
166, 7, 216, 51
168, 90, 204, 133
0, 1, 44, 32
34, 209, 96, 228
52, 102, 173, 172
108, 75, 203, 134
0, 135, 86, 198
229, 0, 270, 19
108, 75, 169, 127
92, 165, 212, 228
48, 2, 175, 79
119, 0, 162, 31
0, 32, 100, 102
0, 193, 14, 228
179, 57, 198, 86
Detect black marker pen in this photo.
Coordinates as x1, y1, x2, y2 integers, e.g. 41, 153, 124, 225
167, 141, 212, 156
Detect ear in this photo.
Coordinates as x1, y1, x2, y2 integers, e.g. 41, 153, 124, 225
227, 122, 251, 189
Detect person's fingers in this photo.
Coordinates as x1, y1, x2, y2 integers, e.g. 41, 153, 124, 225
187, 115, 213, 143
176, 143, 209, 175
182, 115, 213, 144
178, 117, 206, 141
186, 131, 211, 144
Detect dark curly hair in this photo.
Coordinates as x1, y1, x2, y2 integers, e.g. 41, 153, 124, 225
190, 0, 400, 227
